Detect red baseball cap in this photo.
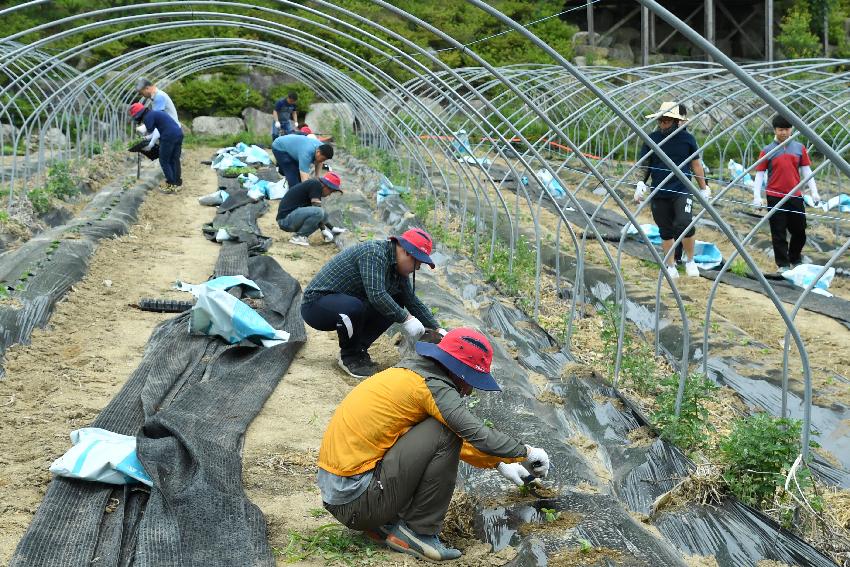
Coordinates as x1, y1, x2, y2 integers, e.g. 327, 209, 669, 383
300, 125, 313, 134
320, 171, 341, 191
128, 103, 145, 119
416, 328, 499, 391
390, 228, 435, 268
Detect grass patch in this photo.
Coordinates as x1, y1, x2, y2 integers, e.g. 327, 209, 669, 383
276, 523, 384, 565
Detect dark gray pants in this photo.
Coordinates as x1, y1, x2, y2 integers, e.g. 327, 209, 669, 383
325, 418, 461, 535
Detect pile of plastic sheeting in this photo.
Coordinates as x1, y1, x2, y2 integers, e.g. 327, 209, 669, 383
375, 174, 409, 203
622, 223, 723, 269
521, 169, 567, 198
210, 143, 272, 170
781, 264, 836, 296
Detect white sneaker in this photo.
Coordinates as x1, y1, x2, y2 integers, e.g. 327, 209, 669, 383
331, 226, 347, 235
321, 227, 334, 243
665, 264, 679, 279
685, 261, 700, 277
289, 235, 310, 246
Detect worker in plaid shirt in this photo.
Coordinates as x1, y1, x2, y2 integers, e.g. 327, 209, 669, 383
302, 228, 441, 379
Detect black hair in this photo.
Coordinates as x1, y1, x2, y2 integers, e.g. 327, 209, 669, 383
288, 92, 298, 100
772, 114, 793, 129
317, 144, 334, 159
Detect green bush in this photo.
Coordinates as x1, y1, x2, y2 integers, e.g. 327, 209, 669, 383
268, 83, 317, 119
168, 77, 264, 118
651, 373, 716, 454
222, 166, 253, 177
47, 162, 80, 200
777, 2, 822, 58
720, 413, 807, 508
27, 187, 51, 214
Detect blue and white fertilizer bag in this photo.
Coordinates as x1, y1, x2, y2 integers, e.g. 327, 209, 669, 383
50, 428, 153, 486
621, 223, 662, 245
176, 277, 290, 346
692, 241, 723, 269
535, 169, 567, 198
727, 159, 753, 187
211, 154, 247, 170
781, 264, 835, 297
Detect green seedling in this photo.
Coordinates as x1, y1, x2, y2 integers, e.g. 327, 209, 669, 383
541, 508, 560, 522
308, 508, 328, 518
467, 396, 480, 409
578, 538, 593, 553
482, 419, 494, 428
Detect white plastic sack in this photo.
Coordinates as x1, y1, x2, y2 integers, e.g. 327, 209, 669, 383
176, 279, 290, 346
50, 428, 153, 486
535, 169, 567, 198
211, 154, 248, 170
691, 241, 723, 269
452, 129, 472, 155
266, 179, 288, 200
728, 159, 752, 187
622, 223, 662, 245
243, 144, 271, 165
781, 264, 835, 297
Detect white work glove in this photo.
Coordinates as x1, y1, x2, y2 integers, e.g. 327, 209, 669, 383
700, 185, 711, 200
274, 121, 281, 129
809, 187, 820, 203
143, 142, 154, 151
752, 195, 764, 208
402, 316, 425, 338
136, 124, 147, 135
321, 227, 334, 242
330, 226, 347, 235
437, 328, 448, 336
497, 462, 529, 487
633, 180, 647, 203
523, 446, 550, 478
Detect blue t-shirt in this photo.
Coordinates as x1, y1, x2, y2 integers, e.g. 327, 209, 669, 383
272, 134, 322, 173
638, 128, 699, 198
142, 110, 182, 141
151, 90, 178, 124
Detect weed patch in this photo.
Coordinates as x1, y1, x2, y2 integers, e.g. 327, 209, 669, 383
276, 523, 384, 565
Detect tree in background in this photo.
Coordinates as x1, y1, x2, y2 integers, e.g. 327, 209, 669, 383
777, 1, 823, 58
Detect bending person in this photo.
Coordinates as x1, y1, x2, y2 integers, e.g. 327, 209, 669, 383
318, 328, 551, 562
276, 172, 347, 247
302, 228, 440, 378
271, 133, 333, 190
129, 103, 183, 191
634, 102, 711, 279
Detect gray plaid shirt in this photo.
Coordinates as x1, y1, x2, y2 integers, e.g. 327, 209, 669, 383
303, 240, 440, 328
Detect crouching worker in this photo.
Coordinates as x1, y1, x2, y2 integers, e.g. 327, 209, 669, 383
317, 328, 551, 562
276, 172, 347, 246
301, 228, 441, 379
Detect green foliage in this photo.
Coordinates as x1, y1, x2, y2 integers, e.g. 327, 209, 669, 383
651, 373, 716, 454
0, 210, 9, 223
540, 507, 560, 522
168, 77, 263, 118
777, 2, 822, 58
223, 166, 253, 177
182, 132, 256, 149
46, 162, 80, 200
277, 523, 382, 565
27, 187, 51, 214
578, 538, 593, 553
729, 258, 749, 277
599, 301, 658, 395
268, 83, 317, 117
720, 413, 806, 508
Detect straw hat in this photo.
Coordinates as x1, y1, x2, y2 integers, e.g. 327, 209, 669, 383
646, 102, 687, 122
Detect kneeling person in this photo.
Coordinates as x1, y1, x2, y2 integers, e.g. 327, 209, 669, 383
276, 172, 345, 246
318, 328, 551, 562
302, 228, 440, 378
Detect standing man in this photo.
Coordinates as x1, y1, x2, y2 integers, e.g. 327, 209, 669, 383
276, 172, 348, 246
634, 102, 711, 279
271, 133, 333, 190
129, 103, 183, 191
317, 328, 551, 562
752, 115, 820, 271
271, 91, 298, 144
135, 78, 179, 124
301, 228, 440, 378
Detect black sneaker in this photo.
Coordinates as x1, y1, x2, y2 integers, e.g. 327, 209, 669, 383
337, 356, 377, 379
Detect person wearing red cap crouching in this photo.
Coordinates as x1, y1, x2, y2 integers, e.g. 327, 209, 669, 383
317, 328, 551, 562
302, 227, 442, 378
276, 172, 346, 246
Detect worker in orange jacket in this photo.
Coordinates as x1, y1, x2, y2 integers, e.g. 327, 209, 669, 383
317, 328, 551, 562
